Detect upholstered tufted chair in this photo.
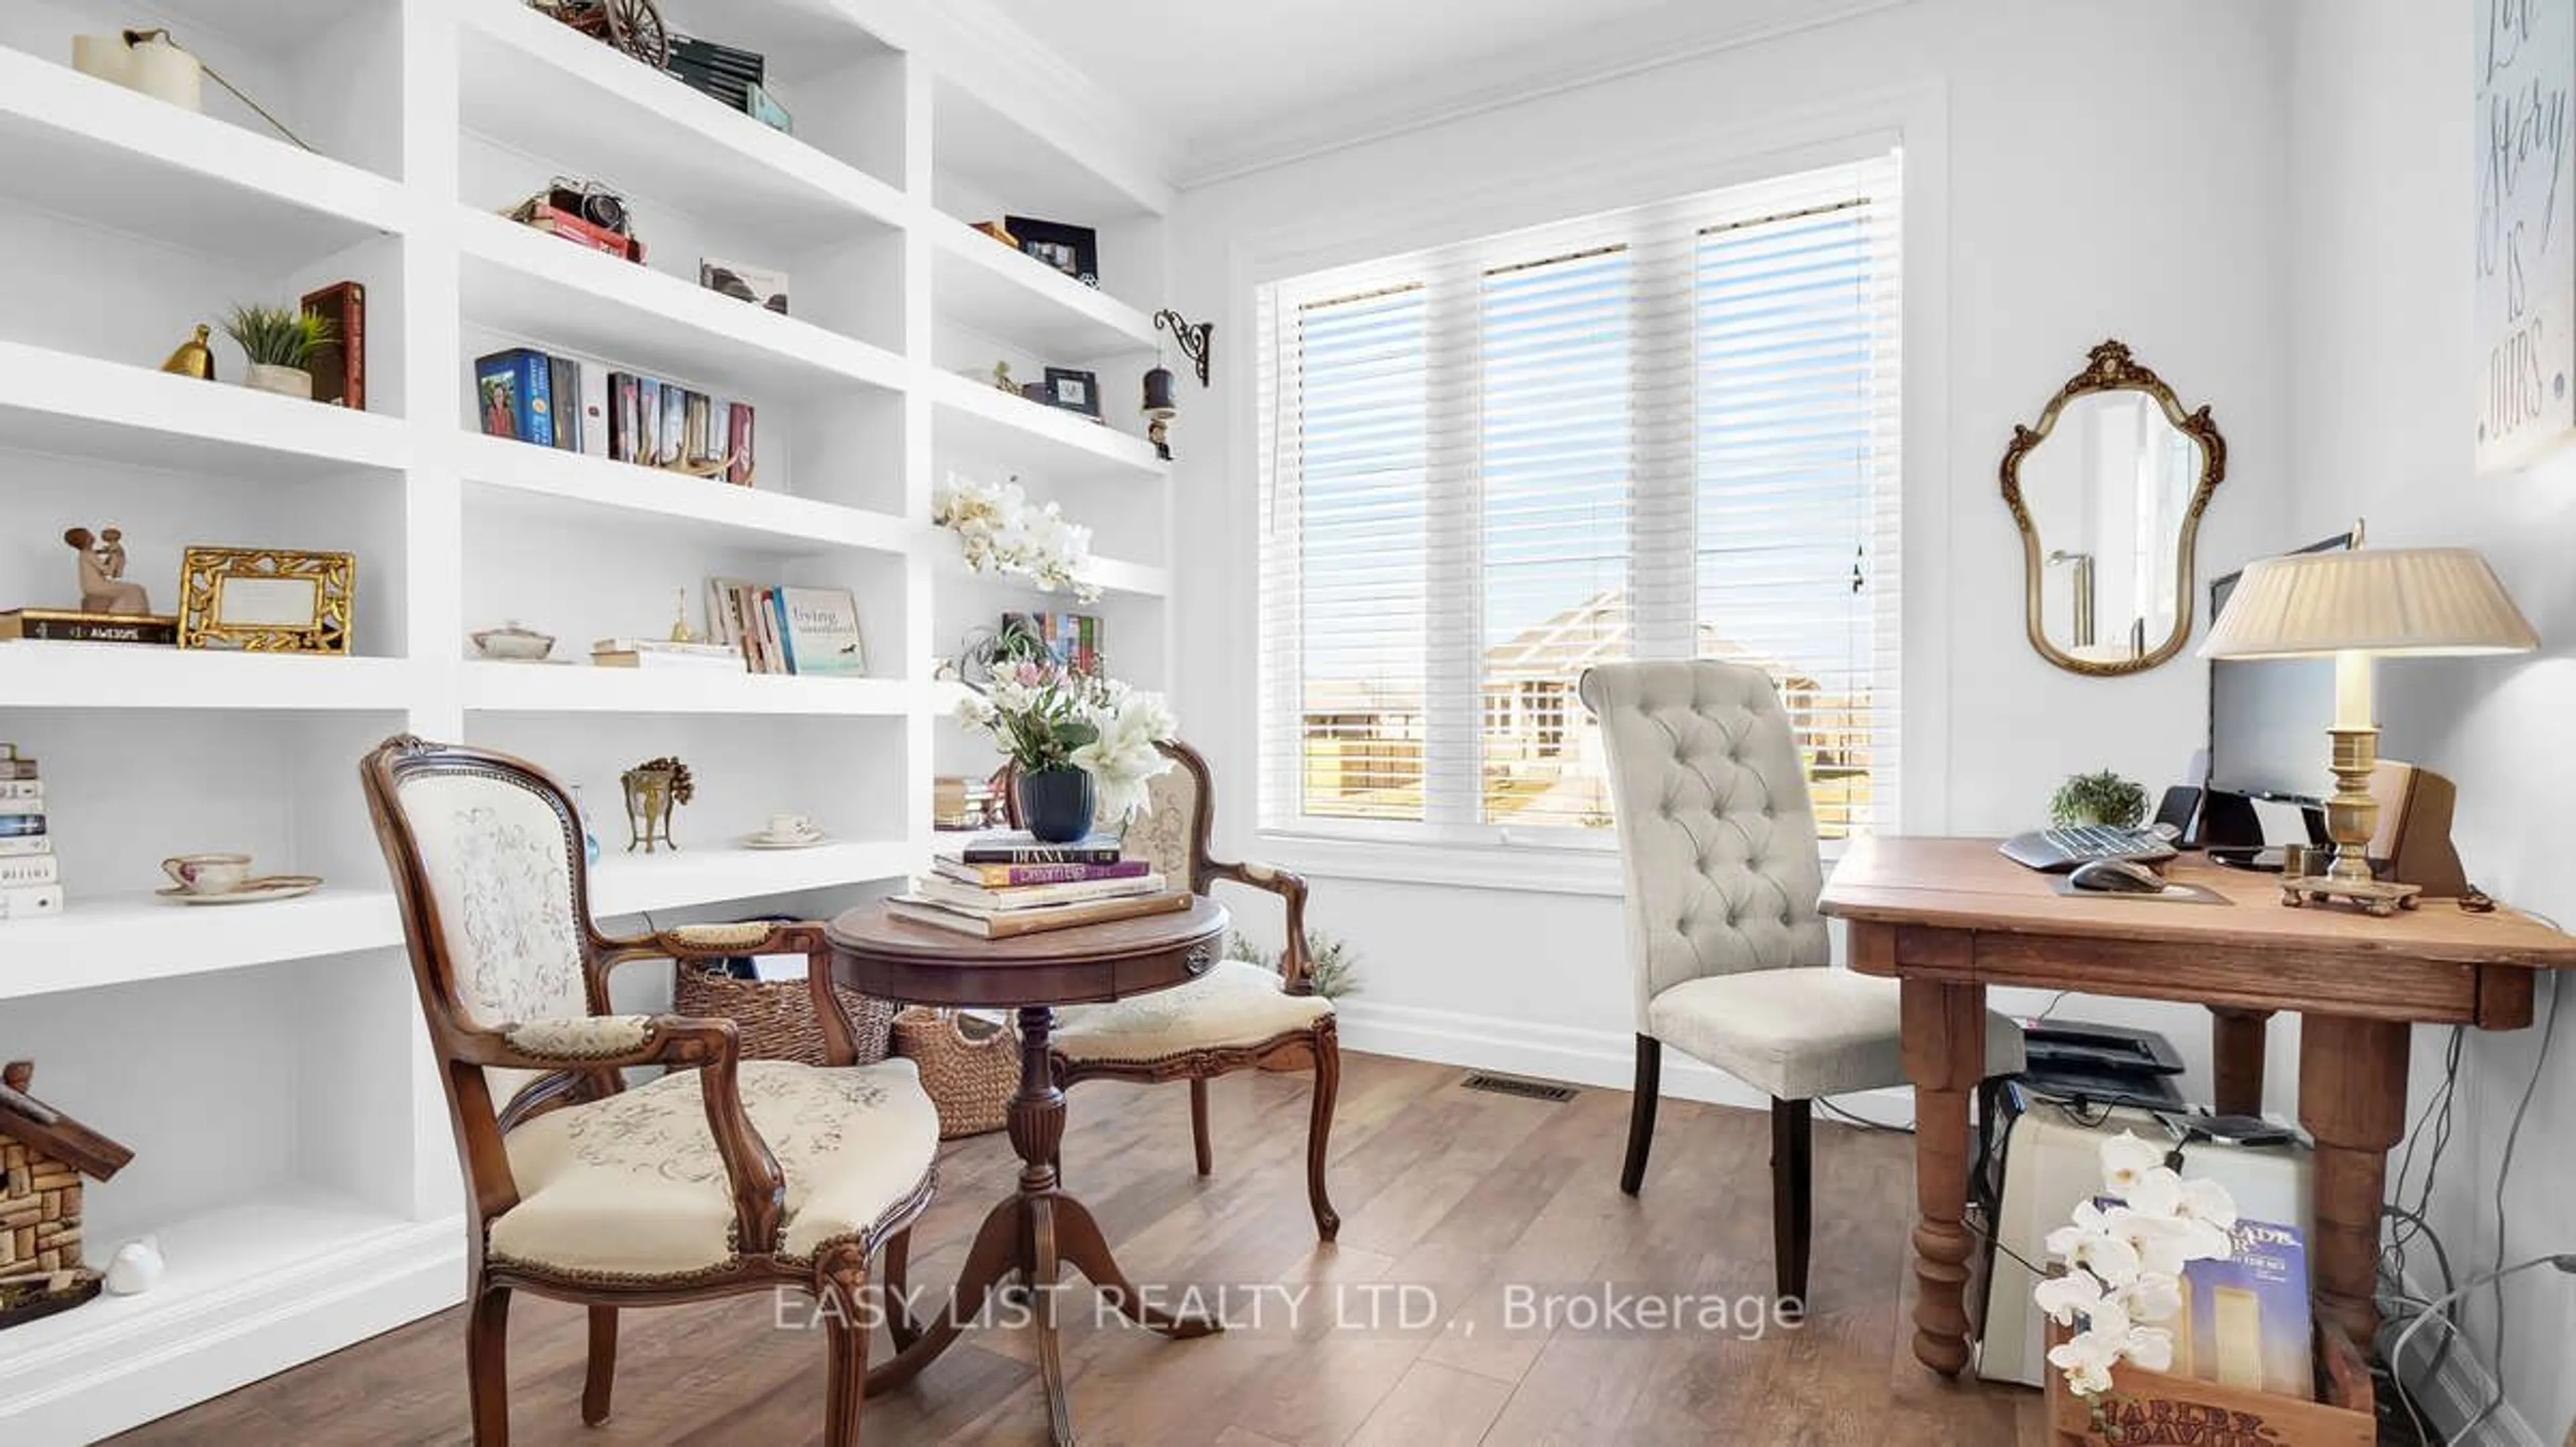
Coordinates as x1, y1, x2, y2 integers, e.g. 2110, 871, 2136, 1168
361, 737, 939, 1447
1579, 661, 2023, 1307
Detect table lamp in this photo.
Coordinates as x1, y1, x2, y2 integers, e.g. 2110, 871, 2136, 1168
2200, 539, 2537, 889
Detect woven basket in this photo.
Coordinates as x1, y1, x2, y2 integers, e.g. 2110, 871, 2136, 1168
674, 963, 895, 1067
890, 1008, 1016, 1139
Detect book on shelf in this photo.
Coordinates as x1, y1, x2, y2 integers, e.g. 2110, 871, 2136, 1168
2178, 1217, 2313, 1400
745, 81, 793, 134
910, 871, 1165, 913
780, 588, 865, 676
659, 384, 686, 467
0, 837, 52, 858
0, 796, 46, 819
0, 779, 39, 802
474, 347, 554, 447
0, 883, 62, 920
636, 376, 661, 462
591, 649, 747, 672
578, 365, 610, 459
1003, 610, 1104, 676
727, 403, 756, 484
547, 354, 584, 452
511, 201, 645, 263
0, 609, 179, 645
958, 831, 1124, 866
931, 855, 1148, 888
0, 813, 46, 839
701, 257, 790, 315
0, 853, 59, 887
885, 890, 1190, 939
0, 747, 34, 781
299, 280, 364, 411
592, 638, 741, 657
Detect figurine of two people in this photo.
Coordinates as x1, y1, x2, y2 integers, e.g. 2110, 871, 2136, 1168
66, 527, 151, 615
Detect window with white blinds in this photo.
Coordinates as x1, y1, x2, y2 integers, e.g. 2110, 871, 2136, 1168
1255, 152, 1902, 847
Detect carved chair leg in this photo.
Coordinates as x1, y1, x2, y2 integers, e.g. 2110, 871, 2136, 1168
821, 1259, 872, 1447
881, 1228, 923, 1352
1772, 1096, 1814, 1311
1189, 1076, 1215, 1177
467, 1281, 511, 1447
582, 1305, 616, 1426
1307, 1028, 1342, 1241
1620, 1034, 1662, 1196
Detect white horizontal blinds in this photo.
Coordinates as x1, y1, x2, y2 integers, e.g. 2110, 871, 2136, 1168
1266, 280, 1434, 822
1256, 148, 1902, 845
1690, 156, 1902, 841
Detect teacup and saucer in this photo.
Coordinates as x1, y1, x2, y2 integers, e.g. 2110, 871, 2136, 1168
743, 814, 827, 849
158, 853, 323, 905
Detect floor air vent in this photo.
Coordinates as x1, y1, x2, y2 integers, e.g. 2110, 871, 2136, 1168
1460, 1073, 1576, 1103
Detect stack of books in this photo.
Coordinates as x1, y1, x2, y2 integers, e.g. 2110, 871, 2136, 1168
473, 347, 757, 484
706, 581, 865, 676
0, 746, 61, 920
888, 833, 1187, 939
591, 638, 745, 672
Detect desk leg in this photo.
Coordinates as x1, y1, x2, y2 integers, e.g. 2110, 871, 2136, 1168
2298, 1012, 2408, 1352
2209, 1008, 2273, 1118
1900, 975, 1986, 1377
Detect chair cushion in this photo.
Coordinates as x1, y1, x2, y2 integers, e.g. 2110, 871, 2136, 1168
1051, 961, 1332, 1063
488, 1058, 937, 1281
1646, 967, 2027, 1101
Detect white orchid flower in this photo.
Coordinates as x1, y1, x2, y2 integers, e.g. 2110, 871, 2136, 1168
2032, 1273, 2104, 1327
2120, 1324, 2176, 1374
2044, 1224, 2143, 1288
2047, 1334, 2118, 1397
2100, 1132, 2166, 1194
2176, 1175, 2239, 1230
2115, 1273, 2184, 1324
2123, 1166, 2186, 1220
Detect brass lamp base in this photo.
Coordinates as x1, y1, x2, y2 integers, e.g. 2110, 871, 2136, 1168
2280, 873, 2422, 918
2321, 725, 2379, 883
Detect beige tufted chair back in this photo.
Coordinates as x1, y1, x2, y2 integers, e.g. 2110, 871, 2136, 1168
1579, 660, 1832, 1030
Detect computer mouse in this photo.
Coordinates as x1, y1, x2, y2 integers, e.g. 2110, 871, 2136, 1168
2070, 859, 2167, 894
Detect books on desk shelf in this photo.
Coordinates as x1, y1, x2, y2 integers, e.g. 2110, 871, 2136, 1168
0, 747, 60, 920
887, 889, 1190, 939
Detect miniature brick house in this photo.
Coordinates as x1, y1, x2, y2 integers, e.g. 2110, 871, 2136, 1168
0, 1061, 132, 1279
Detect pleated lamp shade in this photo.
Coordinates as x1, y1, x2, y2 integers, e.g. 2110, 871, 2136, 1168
2200, 547, 2538, 659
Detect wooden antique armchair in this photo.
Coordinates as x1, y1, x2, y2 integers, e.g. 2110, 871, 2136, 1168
360, 737, 939, 1447
1004, 739, 1342, 1238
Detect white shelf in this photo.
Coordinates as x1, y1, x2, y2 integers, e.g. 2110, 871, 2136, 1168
931, 217, 1160, 358
928, 369, 1170, 484
587, 839, 915, 916
457, 433, 915, 555
460, 659, 913, 715
0, 341, 410, 479
458, 0, 907, 251
0, 646, 417, 712
0, 1189, 457, 1444
459, 209, 910, 400
938, 547, 1170, 600
0, 890, 400, 1002
0, 45, 407, 266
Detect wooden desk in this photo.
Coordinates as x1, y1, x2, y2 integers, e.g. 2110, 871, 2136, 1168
1819, 837, 2576, 1377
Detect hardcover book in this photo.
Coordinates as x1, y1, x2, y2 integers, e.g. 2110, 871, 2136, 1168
684, 391, 711, 466
659, 383, 687, 466
299, 280, 364, 410
885, 890, 1189, 939
474, 347, 553, 447
2180, 1218, 2313, 1400
0, 780, 39, 801
592, 650, 746, 671
637, 377, 663, 463
910, 872, 1164, 913
0, 747, 34, 781
0, 853, 59, 887
779, 587, 865, 676
579, 364, 611, 459
958, 832, 1124, 866
727, 403, 755, 484
0, 883, 62, 920
547, 354, 583, 451
700, 257, 790, 315
932, 857, 1152, 888
0, 610, 179, 645
0, 814, 48, 838
0, 837, 53, 857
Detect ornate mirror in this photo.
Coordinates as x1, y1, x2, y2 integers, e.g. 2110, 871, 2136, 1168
2001, 340, 2225, 676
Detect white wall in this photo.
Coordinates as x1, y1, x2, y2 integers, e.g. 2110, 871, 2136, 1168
2291, 1, 2576, 1439
1167, 0, 2296, 1107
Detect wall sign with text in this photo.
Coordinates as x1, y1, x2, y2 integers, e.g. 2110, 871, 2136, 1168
2477, 0, 2576, 474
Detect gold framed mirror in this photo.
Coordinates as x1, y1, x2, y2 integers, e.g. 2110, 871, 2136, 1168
2001, 340, 2225, 677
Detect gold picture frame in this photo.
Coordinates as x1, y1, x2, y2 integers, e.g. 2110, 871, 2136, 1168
177, 547, 356, 654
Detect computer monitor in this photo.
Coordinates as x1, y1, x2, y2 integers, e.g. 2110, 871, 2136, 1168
2204, 531, 2359, 806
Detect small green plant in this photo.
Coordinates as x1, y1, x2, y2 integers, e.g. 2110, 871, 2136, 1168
1225, 930, 1362, 1000
2049, 769, 2149, 828
221, 303, 335, 369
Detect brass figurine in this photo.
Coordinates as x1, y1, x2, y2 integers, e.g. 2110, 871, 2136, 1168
65, 528, 150, 615
668, 586, 698, 643
160, 325, 215, 381
619, 755, 694, 853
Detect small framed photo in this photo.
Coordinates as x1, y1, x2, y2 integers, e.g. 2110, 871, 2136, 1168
1042, 368, 1102, 418
178, 546, 356, 654
1005, 215, 1099, 288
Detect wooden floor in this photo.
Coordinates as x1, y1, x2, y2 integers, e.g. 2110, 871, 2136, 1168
115, 1053, 2049, 1446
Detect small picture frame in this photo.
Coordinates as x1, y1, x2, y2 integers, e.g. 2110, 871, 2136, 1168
177, 547, 356, 654
1005, 215, 1099, 288
1042, 368, 1102, 419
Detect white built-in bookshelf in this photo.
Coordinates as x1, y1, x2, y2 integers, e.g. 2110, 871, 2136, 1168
0, 1, 1171, 1438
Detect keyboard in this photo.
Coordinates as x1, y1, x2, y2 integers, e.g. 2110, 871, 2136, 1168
1998, 823, 2179, 873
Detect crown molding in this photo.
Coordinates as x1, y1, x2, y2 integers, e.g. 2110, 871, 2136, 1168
1173, 0, 1917, 190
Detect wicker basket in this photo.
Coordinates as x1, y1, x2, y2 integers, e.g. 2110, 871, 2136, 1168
674, 963, 895, 1067
890, 1008, 1016, 1139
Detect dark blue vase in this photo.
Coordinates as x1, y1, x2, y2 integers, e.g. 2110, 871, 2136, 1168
1016, 767, 1095, 843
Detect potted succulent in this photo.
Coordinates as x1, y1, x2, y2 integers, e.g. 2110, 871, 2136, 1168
2050, 770, 2149, 829
221, 303, 335, 399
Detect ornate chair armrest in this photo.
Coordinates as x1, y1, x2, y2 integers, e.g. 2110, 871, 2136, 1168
594, 920, 863, 1066
454, 1014, 790, 1254
1204, 859, 1316, 994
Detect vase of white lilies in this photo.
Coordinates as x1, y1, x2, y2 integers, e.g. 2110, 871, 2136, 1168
2037, 1132, 2238, 1400
955, 653, 1177, 843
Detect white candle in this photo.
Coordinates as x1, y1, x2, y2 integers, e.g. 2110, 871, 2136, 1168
2333, 649, 2373, 731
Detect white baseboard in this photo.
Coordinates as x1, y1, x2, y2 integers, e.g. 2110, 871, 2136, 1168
2387, 1270, 2547, 1447
1, 1217, 464, 1445
1332, 998, 1919, 1129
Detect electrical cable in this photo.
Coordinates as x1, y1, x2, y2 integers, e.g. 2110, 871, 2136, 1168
2457, 973, 2564, 1441
2382, 1252, 2576, 1446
